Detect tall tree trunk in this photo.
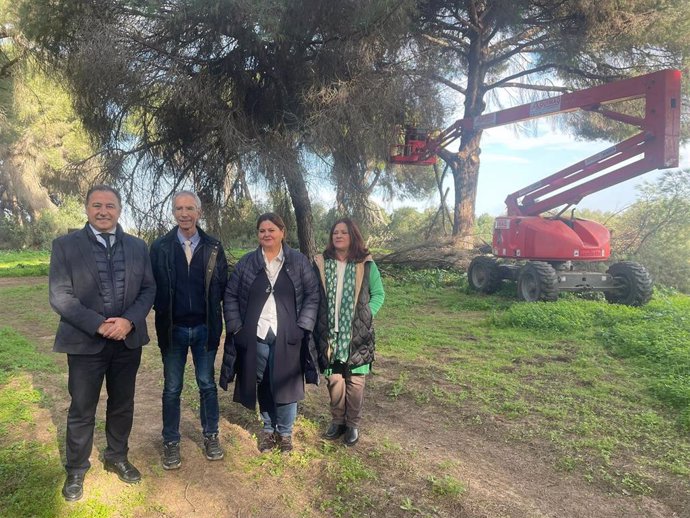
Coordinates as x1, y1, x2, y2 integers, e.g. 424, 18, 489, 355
6, 144, 58, 219
441, 25, 487, 249
439, 130, 482, 248
332, 149, 371, 225
282, 150, 317, 258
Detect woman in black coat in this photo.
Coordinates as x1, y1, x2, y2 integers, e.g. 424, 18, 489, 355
220, 213, 319, 453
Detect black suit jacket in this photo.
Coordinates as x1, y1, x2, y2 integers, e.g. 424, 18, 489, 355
49, 224, 156, 354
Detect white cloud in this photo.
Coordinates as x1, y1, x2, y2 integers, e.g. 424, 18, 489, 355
481, 153, 530, 164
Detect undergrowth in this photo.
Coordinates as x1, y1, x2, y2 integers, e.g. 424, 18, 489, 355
490, 292, 690, 430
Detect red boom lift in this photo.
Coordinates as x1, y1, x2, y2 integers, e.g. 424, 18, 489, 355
390, 69, 681, 305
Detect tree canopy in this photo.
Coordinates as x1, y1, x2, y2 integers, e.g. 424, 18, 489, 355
4, 0, 689, 254
0, 0, 96, 232
18, 0, 445, 253
409, 0, 690, 242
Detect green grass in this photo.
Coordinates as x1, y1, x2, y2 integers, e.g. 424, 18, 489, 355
0, 250, 51, 277
426, 474, 466, 497
0, 327, 59, 384
319, 451, 377, 517
492, 292, 690, 430
0, 439, 64, 518
2, 265, 690, 514
379, 273, 690, 494
0, 328, 62, 517
0, 248, 254, 277
0, 376, 43, 434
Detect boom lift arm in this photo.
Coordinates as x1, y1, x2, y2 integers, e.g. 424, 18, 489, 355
392, 69, 680, 215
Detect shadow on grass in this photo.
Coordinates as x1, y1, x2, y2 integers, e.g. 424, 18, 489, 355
0, 440, 64, 518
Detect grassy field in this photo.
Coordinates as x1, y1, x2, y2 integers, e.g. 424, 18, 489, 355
0, 254, 689, 517
0, 250, 51, 277
378, 270, 690, 490
0, 248, 251, 277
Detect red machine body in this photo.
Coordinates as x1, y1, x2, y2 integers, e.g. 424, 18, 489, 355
389, 127, 438, 165
391, 69, 681, 263
492, 216, 610, 262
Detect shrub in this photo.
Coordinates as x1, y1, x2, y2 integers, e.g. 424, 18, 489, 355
0, 196, 85, 250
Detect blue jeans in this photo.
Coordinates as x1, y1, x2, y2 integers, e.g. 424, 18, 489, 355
256, 340, 297, 436
162, 324, 219, 443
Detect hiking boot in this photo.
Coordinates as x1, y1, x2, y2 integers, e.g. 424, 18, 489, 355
323, 423, 347, 440
257, 431, 276, 453
204, 433, 224, 461
162, 441, 181, 470
277, 434, 293, 453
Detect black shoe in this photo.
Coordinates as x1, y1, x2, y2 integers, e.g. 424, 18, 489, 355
62, 473, 84, 502
343, 427, 359, 446
257, 431, 276, 453
163, 441, 181, 470
323, 423, 347, 440
204, 433, 224, 461
104, 459, 141, 484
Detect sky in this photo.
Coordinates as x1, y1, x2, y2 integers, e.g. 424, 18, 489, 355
474, 126, 690, 216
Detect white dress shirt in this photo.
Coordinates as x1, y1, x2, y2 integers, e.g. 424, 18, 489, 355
177, 228, 200, 254
257, 247, 285, 340
89, 224, 117, 247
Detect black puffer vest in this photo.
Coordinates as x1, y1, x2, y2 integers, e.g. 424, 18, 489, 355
89, 232, 126, 318
313, 256, 375, 371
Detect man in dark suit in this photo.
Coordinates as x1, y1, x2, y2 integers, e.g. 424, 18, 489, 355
49, 185, 155, 502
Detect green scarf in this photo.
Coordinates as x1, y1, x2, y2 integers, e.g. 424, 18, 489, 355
325, 258, 356, 364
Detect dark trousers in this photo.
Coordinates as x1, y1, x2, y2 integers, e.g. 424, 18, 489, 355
65, 342, 142, 475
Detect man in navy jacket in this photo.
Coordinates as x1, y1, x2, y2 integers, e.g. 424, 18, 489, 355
150, 191, 228, 470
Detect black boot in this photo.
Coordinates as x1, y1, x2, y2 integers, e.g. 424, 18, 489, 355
323, 423, 347, 440
343, 427, 359, 446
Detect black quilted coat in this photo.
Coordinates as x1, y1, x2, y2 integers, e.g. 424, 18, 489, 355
219, 244, 320, 408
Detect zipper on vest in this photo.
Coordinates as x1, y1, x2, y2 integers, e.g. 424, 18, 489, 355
106, 241, 116, 310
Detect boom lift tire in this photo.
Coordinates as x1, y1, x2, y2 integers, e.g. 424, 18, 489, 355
604, 261, 653, 306
517, 261, 558, 302
468, 256, 502, 294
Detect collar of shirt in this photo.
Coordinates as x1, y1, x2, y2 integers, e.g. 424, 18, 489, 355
261, 246, 284, 268
89, 224, 117, 247
177, 228, 200, 252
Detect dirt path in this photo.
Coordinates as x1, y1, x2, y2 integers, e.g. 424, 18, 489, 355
0, 275, 48, 287
361, 358, 683, 518
2, 277, 686, 517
